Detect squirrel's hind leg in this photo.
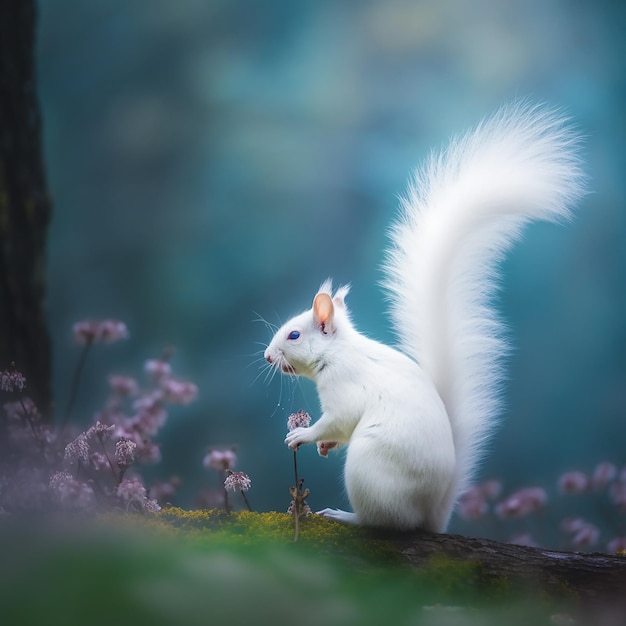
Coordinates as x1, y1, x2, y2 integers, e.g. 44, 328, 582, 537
316, 508, 359, 524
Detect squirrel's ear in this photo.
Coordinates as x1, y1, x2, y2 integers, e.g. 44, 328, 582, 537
313, 292, 335, 335
333, 284, 350, 310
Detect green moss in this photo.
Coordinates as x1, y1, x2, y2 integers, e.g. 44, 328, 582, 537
156, 507, 401, 565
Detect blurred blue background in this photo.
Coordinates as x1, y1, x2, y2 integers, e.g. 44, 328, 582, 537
37, 0, 625, 532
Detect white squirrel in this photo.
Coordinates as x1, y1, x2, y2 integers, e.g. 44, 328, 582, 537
264, 102, 586, 532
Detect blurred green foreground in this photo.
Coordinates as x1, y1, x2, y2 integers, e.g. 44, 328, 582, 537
0, 510, 575, 626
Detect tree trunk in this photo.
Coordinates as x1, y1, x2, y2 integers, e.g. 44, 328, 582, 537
0, 0, 52, 412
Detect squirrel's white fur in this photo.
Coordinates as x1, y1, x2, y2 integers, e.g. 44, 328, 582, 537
264, 102, 586, 532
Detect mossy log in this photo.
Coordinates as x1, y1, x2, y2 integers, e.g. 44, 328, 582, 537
374, 528, 626, 607
158, 508, 626, 609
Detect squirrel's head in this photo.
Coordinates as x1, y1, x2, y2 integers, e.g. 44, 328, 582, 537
264, 280, 352, 381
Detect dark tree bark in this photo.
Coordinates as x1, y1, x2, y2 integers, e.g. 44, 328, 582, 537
374, 529, 626, 609
0, 0, 52, 412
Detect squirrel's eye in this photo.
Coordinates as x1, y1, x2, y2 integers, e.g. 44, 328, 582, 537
287, 330, 300, 340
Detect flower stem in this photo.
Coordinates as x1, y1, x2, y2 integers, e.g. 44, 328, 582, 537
19, 396, 39, 440
99, 438, 119, 483
292, 484, 301, 542
240, 491, 252, 511
223, 470, 231, 512
63, 339, 93, 427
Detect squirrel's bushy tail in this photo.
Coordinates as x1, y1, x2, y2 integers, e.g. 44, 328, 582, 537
383, 102, 586, 508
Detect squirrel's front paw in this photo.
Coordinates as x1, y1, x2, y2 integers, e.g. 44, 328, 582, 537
284, 427, 311, 449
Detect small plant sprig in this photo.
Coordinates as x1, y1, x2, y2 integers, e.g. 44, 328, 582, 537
286, 410, 312, 541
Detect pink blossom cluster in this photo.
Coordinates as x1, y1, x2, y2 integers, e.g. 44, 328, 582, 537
144, 359, 172, 380
56, 418, 160, 512
287, 410, 311, 431
0, 370, 27, 393
457, 480, 502, 520
116, 476, 161, 512
64, 434, 90, 464
203, 448, 237, 472
558, 463, 618, 495
94, 356, 199, 466
456, 461, 626, 553
115, 438, 137, 467
558, 471, 589, 495
561, 517, 600, 549
555, 463, 626, 532
224, 471, 252, 493
495, 487, 547, 519
72, 320, 129, 344
3, 397, 38, 421
0, 336, 199, 514
49, 471, 96, 510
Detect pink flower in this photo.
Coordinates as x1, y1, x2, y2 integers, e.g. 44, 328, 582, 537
610, 482, 626, 511
73, 321, 100, 344
49, 471, 96, 509
607, 537, 626, 553
150, 477, 181, 503
0, 370, 26, 393
495, 487, 547, 519
591, 462, 617, 490
89, 452, 110, 472
86, 420, 115, 442
49, 471, 75, 494
144, 359, 172, 380
561, 517, 589, 534
108, 375, 139, 396
479, 479, 503, 500
196, 489, 226, 509
73, 320, 129, 344
98, 320, 129, 343
224, 471, 252, 493
160, 379, 198, 405
143, 498, 161, 513
136, 441, 162, 465
457, 486, 488, 521
115, 438, 137, 467
64, 434, 90, 464
132, 393, 168, 436
3, 398, 37, 420
558, 471, 588, 494
117, 477, 147, 502
561, 517, 600, 549
287, 410, 311, 431
117, 478, 161, 512
133, 390, 164, 413
204, 448, 237, 471
571, 525, 600, 549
